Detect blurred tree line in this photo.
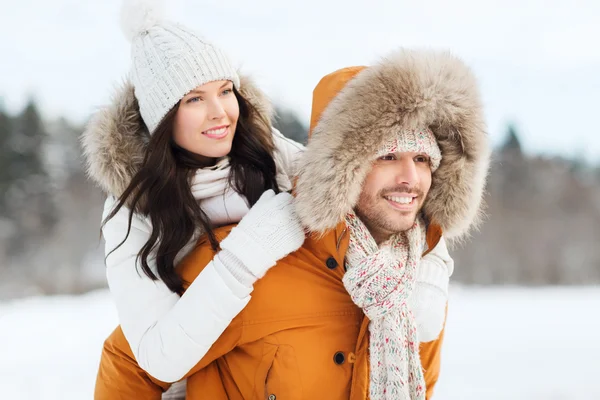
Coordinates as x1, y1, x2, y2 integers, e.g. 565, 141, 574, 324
0, 101, 598, 299
452, 124, 600, 284
0, 101, 106, 298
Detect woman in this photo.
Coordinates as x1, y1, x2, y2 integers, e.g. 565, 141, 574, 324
82, 0, 305, 384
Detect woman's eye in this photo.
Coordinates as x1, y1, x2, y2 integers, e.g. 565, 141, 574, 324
221, 88, 233, 96
186, 96, 202, 103
379, 154, 396, 161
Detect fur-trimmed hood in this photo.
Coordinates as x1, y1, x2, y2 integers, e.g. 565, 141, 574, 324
295, 49, 491, 240
81, 76, 274, 198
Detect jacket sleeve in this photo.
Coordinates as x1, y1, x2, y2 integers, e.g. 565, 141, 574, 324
94, 322, 244, 400
419, 306, 448, 400
95, 237, 246, 399
271, 128, 305, 180
95, 326, 170, 400
101, 197, 251, 382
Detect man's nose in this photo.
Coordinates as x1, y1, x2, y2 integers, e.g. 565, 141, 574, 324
394, 157, 418, 187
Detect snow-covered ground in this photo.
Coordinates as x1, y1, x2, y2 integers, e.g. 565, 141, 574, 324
1, 286, 599, 399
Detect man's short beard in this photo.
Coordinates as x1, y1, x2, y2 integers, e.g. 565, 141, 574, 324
355, 184, 425, 244
355, 203, 418, 243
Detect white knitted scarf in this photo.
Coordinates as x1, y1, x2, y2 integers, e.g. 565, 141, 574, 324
190, 154, 294, 200
343, 211, 426, 400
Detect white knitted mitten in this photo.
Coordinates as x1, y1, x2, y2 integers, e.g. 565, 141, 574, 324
219, 190, 305, 280
409, 236, 454, 342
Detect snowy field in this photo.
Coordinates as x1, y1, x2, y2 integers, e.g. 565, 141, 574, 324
1, 286, 599, 399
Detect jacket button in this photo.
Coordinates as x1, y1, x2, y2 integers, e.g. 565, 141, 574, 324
268, 395, 276, 400
333, 351, 345, 365
326, 257, 338, 270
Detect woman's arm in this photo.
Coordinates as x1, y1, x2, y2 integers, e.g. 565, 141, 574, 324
101, 190, 304, 382
102, 196, 251, 382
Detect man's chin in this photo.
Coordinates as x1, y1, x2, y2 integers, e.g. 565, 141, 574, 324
386, 213, 419, 232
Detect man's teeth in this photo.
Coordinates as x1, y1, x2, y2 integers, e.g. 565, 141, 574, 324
204, 127, 227, 135
385, 196, 413, 204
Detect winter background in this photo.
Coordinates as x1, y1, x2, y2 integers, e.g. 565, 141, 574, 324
1, 0, 599, 399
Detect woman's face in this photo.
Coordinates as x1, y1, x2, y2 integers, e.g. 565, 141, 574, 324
173, 80, 240, 161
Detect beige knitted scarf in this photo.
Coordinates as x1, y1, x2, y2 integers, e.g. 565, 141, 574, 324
343, 211, 426, 400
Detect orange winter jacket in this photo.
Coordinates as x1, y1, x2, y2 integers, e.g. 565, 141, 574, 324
95, 222, 445, 399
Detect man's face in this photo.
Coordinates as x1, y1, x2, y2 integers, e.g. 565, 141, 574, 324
355, 151, 433, 244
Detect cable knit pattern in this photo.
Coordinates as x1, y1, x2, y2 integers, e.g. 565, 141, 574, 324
122, 0, 240, 134
407, 236, 454, 342
343, 212, 426, 400
219, 190, 305, 278
378, 128, 442, 172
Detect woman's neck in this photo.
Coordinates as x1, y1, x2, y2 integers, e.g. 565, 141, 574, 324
193, 154, 218, 168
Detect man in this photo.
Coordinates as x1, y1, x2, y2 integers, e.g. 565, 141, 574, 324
94, 49, 490, 399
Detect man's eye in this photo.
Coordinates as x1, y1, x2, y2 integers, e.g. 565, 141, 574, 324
379, 154, 396, 161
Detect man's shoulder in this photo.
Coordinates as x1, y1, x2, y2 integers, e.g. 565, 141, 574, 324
176, 224, 238, 283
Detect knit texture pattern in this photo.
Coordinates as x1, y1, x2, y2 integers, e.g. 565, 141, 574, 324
343, 212, 426, 400
219, 190, 305, 278
377, 128, 442, 172
121, 0, 240, 133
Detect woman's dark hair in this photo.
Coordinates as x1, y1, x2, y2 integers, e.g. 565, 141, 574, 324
103, 87, 280, 294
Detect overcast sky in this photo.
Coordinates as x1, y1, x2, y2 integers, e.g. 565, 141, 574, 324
1, 0, 599, 161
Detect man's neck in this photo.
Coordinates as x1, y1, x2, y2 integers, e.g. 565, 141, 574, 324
373, 233, 392, 246
364, 225, 393, 246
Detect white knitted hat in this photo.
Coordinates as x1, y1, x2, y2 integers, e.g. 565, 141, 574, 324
120, 0, 240, 133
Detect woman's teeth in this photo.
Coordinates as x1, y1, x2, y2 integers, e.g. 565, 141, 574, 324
203, 127, 227, 136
